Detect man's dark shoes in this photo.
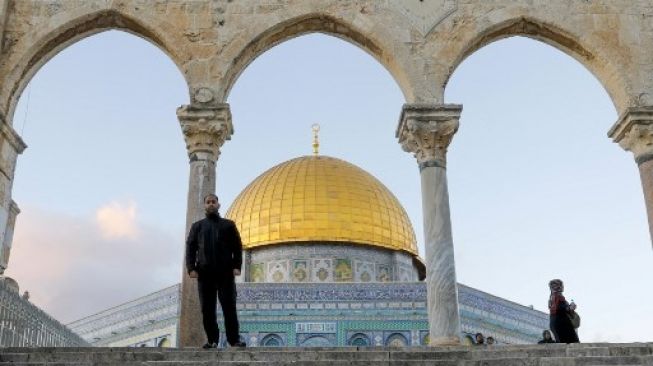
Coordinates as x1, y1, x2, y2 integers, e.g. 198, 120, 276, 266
202, 342, 218, 349
230, 341, 246, 348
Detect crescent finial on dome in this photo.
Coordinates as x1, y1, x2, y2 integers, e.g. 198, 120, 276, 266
311, 123, 320, 156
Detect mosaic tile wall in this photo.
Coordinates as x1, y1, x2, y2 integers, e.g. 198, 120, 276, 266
70, 282, 548, 347
244, 243, 418, 283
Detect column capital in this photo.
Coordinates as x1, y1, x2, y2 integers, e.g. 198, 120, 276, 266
396, 104, 462, 168
0, 114, 27, 154
177, 103, 233, 161
8, 200, 19, 216
608, 106, 653, 165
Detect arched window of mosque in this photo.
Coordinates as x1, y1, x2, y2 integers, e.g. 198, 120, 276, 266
261, 334, 284, 347
385, 333, 408, 347
348, 333, 370, 346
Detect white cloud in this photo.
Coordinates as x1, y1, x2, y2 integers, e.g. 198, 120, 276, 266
4, 204, 182, 324
95, 201, 140, 240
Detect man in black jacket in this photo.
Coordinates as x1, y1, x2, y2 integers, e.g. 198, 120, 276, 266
186, 193, 245, 348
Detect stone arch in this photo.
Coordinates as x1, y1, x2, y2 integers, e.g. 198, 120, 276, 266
219, 14, 413, 102
440, 17, 629, 112
3, 9, 189, 124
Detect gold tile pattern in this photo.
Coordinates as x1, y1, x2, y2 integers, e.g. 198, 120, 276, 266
225, 156, 417, 255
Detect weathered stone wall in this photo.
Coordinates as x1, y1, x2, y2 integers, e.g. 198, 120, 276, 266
2, 1, 651, 121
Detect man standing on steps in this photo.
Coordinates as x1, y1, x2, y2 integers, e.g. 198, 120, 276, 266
185, 193, 246, 349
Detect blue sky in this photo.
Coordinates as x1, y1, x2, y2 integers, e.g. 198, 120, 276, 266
7, 31, 652, 342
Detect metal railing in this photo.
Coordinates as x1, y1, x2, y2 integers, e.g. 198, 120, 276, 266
0, 280, 88, 347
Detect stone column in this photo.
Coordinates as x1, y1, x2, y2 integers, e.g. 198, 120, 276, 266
176, 102, 233, 347
236, 249, 250, 283
0, 117, 26, 275
396, 103, 462, 346
608, 106, 653, 248
1, 201, 20, 274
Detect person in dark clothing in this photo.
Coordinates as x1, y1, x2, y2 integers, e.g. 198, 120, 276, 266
474, 332, 485, 345
548, 279, 579, 344
538, 330, 556, 344
186, 193, 245, 349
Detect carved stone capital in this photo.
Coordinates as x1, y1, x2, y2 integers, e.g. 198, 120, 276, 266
8, 200, 19, 216
608, 106, 653, 164
0, 114, 27, 154
177, 103, 233, 161
396, 104, 462, 167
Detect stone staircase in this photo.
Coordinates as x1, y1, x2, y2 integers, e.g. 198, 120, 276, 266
1, 343, 652, 365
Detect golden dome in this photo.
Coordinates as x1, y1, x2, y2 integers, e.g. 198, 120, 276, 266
225, 155, 418, 255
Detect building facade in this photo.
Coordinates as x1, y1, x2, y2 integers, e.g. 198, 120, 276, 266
68, 281, 548, 348
68, 155, 548, 347
0, 277, 88, 347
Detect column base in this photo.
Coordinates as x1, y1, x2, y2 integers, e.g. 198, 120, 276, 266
430, 336, 461, 346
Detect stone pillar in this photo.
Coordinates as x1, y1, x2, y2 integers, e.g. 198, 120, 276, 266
396, 103, 462, 346
236, 249, 250, 283
608, 106, 653, 248
176, 102, 233, 347
0, 117, 27, 275
1, 201, 20, 274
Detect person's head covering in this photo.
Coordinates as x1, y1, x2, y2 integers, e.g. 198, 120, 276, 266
548, 279, 563, 293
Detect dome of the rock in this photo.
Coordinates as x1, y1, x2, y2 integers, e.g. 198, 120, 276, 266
225, 155, 417, 255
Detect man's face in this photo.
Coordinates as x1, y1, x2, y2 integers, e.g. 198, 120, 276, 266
205, 196, 220, 214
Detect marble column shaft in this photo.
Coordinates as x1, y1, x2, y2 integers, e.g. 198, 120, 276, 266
608, 106, 653, 248
177, 102, 233, 347
396, 103, 462, 346
637, 159, 653, 245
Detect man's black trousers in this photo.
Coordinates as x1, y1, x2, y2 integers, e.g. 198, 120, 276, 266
197, 272, 240, 345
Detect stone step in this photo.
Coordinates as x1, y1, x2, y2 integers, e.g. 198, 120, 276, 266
3, 344, 650, 353
0, 344, 651, 366
1, 351, 393, 362
0, 358, 651, 366
2, 347, 651, 360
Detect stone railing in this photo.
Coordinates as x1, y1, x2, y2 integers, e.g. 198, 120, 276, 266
0, 280, 88, 347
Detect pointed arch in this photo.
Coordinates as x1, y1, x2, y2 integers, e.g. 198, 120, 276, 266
4, 9, 189, 123
219, 14, 413, 102
441, 17, 629, 111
